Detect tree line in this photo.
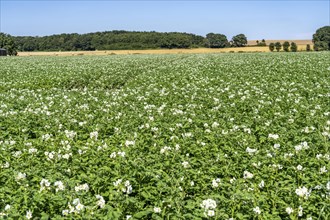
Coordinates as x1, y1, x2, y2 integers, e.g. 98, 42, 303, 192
268, 41, 298, 52
1, 26, 329, 55
9, 31, 248, 52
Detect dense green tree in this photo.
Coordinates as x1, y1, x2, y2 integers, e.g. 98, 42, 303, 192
231, 34, 247, 47
306, 44, 311, 51
269, 43, 275, 52
275, 42, 282, 52
290, 42, 297, 52
0, 33, 18, 55
313, 26, 330, 51
206, 33, 229, 48
283, 41, 290, 52
13, 31, 206, 51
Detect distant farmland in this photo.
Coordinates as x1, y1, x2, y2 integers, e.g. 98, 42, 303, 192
18, 41, 313, 57
247, 39, 313, 46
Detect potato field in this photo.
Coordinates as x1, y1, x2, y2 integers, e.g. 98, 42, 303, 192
0, 52, 329, 219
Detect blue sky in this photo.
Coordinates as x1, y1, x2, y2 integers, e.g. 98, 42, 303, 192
0, 0, 329, 40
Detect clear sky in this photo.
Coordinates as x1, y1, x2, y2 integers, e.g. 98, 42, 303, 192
0, 0, 329, 40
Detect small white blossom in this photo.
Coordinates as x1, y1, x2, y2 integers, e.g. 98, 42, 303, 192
200, 199, 217, 210
125, 140, 135, 147
243, 171, 253, 179
64, 130, 76, 139
28, 148, 38, 154
90, 131, 98, 140
72, 198, 80, 205
113, 179, 122, 187
259, 180, 265, 188
4, 205, 10, 210
182, 161, 189, 168
26, 210, 33, 219
16, 172, 26, 181
253, 206, 261, 215
154, 207, 161, 213
295, 186, 310, 199
212, 178, 221, 188
296, 165, 303, 171
54, 181, 65, 192
268, 134, 279, 139
298, 205, 303, 217
286, 207, 294, 215
62, 209, 69, 216
273, 143, 280, 149
230, 177, 236, 184
40, 178, 51, 191
96, 195, 105, 208
320, 166, 327, 174
246, 147, 258, 154
75, 203, 84, 212
75, 183, 89, 192
160, 146, 171, 154
206, 209, 215, 217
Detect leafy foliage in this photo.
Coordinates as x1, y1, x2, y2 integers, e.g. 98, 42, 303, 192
313, 26, 330, 51
275, 42, 282, 52
283, 41, 290, 52
0, 32, 18, 56
269, 43, 275, 52
290, 42, 298, 52
13, 31, 206, 51
206, 33, 229, 48
231, 34, 248, 47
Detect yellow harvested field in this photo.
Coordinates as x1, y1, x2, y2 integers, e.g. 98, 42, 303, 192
18, 44, 312, 57
247, 39, 312, 46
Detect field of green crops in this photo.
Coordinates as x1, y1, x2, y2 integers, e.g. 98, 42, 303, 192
0, 52, 329, 219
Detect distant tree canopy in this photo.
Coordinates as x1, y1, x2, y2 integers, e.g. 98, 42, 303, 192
275, 42, 282, 52
283, 41, 290, 52
313, 26, 330, 51
269, 43, 275, 52
231, 34, 247, 47
206, 33, 229, 48
290, 42, 297, 52
12, 31, 247, 51
0, 33, 18, 55
13, 31, 206, 51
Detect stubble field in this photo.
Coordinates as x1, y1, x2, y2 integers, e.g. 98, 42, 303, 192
0, 52, 329, 219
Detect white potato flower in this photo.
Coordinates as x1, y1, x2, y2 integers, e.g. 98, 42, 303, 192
153, 207, 161, 213
253, 206, 261, 215
295, 186, 310, 199
200, 199, 217, 210
182, 161, 189, 168
243, 171, 254, 179
90, 131, 98, 140
268, 134, 279, 139
96, 195, 105, 208
26, 210, 33, 219
286, 207, 294, 215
